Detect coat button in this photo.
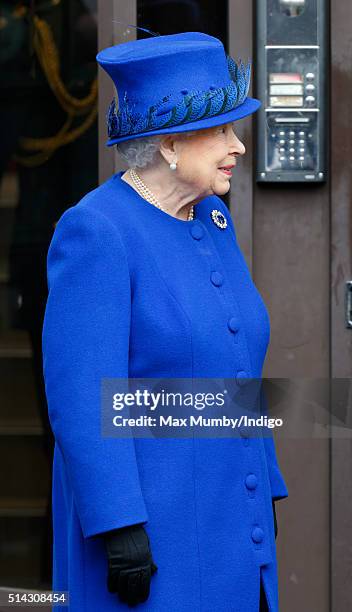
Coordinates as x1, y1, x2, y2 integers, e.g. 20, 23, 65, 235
210, 271, 224, 286
235, 370, 249, 386
251, 527, 264, 543
245, 474, 258, 490
239, 427, 250, 446
239, 427, 249, 438
190, 224, 204, 240
228, 316, 240, 333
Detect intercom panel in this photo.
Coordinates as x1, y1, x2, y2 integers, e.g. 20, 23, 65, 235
255, 0, 328, 183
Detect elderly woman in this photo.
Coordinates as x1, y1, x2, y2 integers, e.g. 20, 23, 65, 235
42, 32, 288, 612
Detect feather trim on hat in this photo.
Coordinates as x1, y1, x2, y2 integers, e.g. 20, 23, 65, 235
107, 57, 252, 140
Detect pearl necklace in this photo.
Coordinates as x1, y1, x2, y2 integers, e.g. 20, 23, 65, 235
129, 168, 195, 221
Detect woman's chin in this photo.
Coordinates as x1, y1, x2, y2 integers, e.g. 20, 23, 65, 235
213, 179, 231, 196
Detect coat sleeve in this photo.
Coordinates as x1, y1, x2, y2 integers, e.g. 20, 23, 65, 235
214, 196, 289, 502
42, 204, 149, 538
260, 384, 289, 501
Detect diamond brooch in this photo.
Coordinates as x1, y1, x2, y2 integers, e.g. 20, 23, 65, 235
211, 209, 228, 229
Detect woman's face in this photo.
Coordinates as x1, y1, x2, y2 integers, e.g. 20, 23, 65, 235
173, 123, 246, 197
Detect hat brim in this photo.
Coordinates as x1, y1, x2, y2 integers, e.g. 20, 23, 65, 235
105, 96, 261, 146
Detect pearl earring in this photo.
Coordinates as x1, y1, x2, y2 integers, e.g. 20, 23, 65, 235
170, 160, 177, 171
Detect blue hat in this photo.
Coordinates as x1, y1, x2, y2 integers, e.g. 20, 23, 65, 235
96, 32, 261, 146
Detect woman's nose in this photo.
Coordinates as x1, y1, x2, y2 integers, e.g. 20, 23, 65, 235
229, 131, 246, 156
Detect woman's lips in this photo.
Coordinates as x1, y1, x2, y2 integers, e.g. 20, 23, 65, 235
218, 165, 235, 176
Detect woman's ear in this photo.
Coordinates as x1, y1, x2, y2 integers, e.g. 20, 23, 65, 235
159, 135, 178, 165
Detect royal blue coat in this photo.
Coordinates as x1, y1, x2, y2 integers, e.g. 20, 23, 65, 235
42, 171, 289, 611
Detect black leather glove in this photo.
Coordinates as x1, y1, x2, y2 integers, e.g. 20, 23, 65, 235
103, 523, 158, 607
272, 499, 278, 540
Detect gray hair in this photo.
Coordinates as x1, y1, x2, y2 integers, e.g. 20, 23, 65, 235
116, 131, 198, 169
